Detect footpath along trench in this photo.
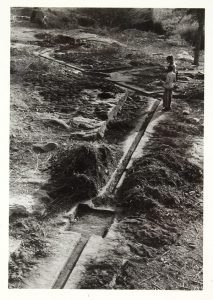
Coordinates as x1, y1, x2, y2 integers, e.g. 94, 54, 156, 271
10, 26, 203, 289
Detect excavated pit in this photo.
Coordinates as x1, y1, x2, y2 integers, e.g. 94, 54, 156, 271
67, 204, 115, 237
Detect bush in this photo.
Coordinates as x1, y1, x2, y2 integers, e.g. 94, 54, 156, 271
77, 15, 96, 27
177, 23, 204, 49
77, 8, 165, 34
11, 7, 33, 16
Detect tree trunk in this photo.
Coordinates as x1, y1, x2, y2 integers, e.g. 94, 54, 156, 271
194, 10, 204, 66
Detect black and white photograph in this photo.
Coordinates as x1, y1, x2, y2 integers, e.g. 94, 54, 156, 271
8, 5, 205, 291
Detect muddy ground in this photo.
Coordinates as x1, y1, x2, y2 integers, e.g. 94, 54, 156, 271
9, 15, 203, 289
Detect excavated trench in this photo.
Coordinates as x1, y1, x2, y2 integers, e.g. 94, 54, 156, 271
51, 98, 161, 289
49, 203, 115, 289
10, 33, 174, 288
17, 39, 166, 288
10, 27, 204, 290
22, 93, 161, 289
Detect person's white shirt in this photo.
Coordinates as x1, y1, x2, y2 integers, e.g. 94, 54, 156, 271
164, 71, 176, 89
167, 62, 177, 73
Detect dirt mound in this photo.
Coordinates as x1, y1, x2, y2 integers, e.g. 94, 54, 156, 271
34, 32, 52, 40
111, 99, 203, 276
117, 148, 202, 212
24, 67, 120, 99
145, 150, 202, 184
22, 62, 122, 116
48, 142, 116, 207
124, 217, 178, 248
79, 258, 119, 289
53, 49, 130, 71
175, 81, 204, 100
32, 33, 80, 48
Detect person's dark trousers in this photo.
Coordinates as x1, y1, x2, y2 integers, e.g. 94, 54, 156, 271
163, 88, 172, 110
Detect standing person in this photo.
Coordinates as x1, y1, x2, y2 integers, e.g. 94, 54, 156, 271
166, 55, 178, 80
162, 65, 176, 111
42, 15, 48, 28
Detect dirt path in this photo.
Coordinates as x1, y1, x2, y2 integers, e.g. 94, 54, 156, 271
9, 19, 203, 289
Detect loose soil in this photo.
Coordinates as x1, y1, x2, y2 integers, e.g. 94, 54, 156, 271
45, 142, 121, 213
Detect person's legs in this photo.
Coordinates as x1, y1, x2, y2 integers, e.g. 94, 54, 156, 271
163, 89, 172, 111
163, 89, 168, 109
167, 89, 172, 110
165, 89, 170, 109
